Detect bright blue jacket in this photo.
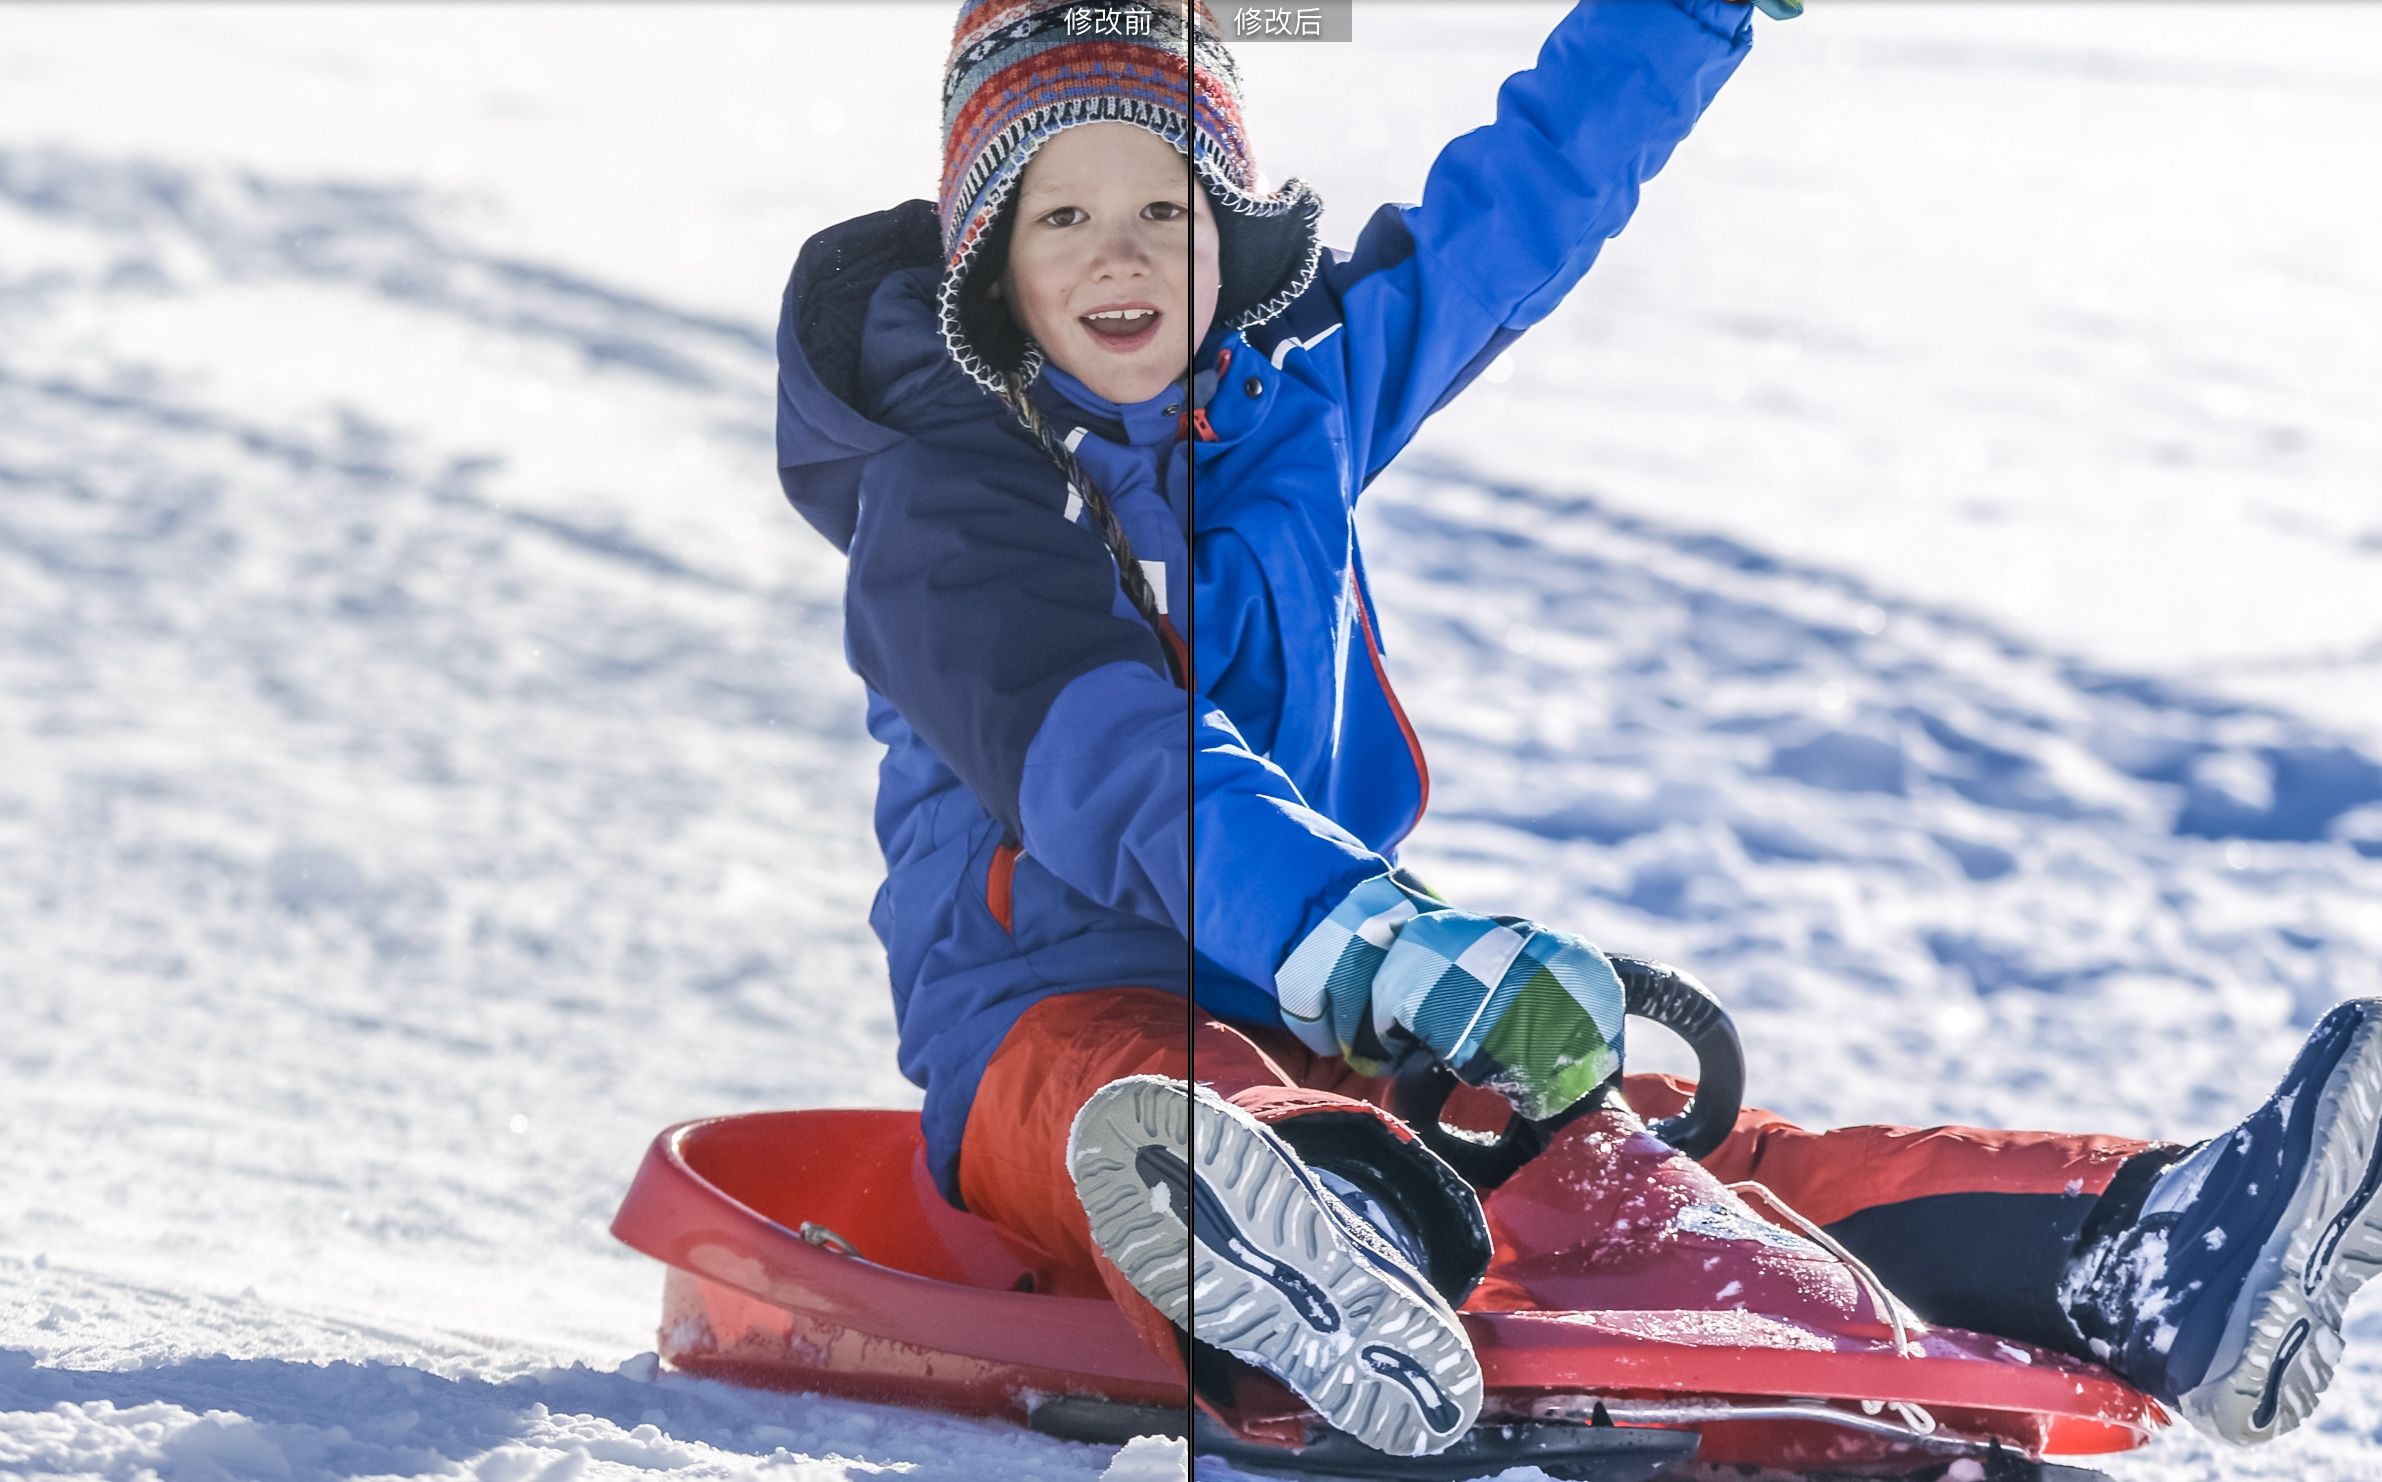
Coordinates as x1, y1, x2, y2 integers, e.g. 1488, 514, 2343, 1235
775, 0, 1755, 1205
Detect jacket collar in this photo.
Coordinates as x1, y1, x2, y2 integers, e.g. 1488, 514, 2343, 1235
1183, 335, 1273, 449
1030, 331, 1277, 451
1032, 362, 1185, 450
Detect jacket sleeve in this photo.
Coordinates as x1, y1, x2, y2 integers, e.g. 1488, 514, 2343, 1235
1017, 661, 1384, 1000
1313, 0, 1755, 487
845, 405, 1382, 999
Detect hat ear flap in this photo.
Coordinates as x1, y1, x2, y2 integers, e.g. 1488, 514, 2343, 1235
952, 195, 1033, 374
1205, 181, 1323, 334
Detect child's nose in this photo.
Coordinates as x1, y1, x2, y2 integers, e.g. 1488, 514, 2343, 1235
1088, 224, 1155, 276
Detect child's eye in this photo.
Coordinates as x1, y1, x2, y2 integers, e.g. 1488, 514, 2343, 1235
1144, 201, 1188, 221
1038, 206, 1085, 228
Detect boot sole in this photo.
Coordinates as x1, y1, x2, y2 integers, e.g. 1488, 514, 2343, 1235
1067, 1075, 1483, 1457
2182, 1007, 2382, 1442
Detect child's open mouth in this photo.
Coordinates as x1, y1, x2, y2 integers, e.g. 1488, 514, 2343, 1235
1079, 306, 1161, 353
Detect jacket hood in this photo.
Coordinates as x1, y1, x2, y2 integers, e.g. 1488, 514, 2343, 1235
775, 199, 961, 552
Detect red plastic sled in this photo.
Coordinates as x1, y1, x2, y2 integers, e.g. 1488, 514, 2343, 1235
611, 1103, 2167, 1480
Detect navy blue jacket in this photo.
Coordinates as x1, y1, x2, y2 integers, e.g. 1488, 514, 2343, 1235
775, 0, 1755, 1204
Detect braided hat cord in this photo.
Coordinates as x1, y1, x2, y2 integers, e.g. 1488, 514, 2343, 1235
994, 372, 1179, 681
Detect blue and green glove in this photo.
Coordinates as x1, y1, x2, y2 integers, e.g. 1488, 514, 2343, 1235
1276, 873, 1628, 1123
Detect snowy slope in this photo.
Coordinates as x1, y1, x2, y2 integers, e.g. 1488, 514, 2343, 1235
2, 3, 2378, 1479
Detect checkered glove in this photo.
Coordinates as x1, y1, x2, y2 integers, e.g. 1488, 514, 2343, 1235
1276, 873, 1628, 1122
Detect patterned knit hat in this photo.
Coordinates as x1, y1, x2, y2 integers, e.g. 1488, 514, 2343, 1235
938, 0, 1324, 391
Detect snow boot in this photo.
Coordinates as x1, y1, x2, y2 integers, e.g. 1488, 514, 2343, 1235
1067, 1075, 1484, 1457
2062, 998, 2382, 1444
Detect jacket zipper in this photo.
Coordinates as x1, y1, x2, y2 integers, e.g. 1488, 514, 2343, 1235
1350, 572, 1431, 852
986, 839, 1019, 931
1157, 616, 1192, 689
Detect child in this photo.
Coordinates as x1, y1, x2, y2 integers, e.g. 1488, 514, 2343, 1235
773, 0, 2382, 1459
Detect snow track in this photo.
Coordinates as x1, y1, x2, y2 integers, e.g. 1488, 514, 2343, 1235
4, 4, 2379, 1478
1368, 454, 2382, 1150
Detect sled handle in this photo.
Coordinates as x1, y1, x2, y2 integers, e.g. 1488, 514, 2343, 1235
1610, 954, 1746, 1161
1389, 956, 1746, 1189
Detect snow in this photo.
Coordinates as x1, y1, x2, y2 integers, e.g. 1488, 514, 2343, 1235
1102, 1436, 1193, 1481
4, 2, 2380, 1479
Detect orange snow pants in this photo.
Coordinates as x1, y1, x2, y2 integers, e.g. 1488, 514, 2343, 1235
957, 987, 2169, 1379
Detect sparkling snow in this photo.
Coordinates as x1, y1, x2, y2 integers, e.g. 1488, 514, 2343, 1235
5, 3, 2381, 1479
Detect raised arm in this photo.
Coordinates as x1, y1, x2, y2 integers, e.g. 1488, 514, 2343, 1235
1280, 0, 1756, 486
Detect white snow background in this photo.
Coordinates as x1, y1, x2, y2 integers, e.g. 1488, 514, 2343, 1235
3, 2, 2379, 1479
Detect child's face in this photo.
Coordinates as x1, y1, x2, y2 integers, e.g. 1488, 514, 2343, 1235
994, 122, 1221, 406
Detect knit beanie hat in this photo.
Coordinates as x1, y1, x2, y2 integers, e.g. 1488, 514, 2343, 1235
937, 0, 1324, 392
